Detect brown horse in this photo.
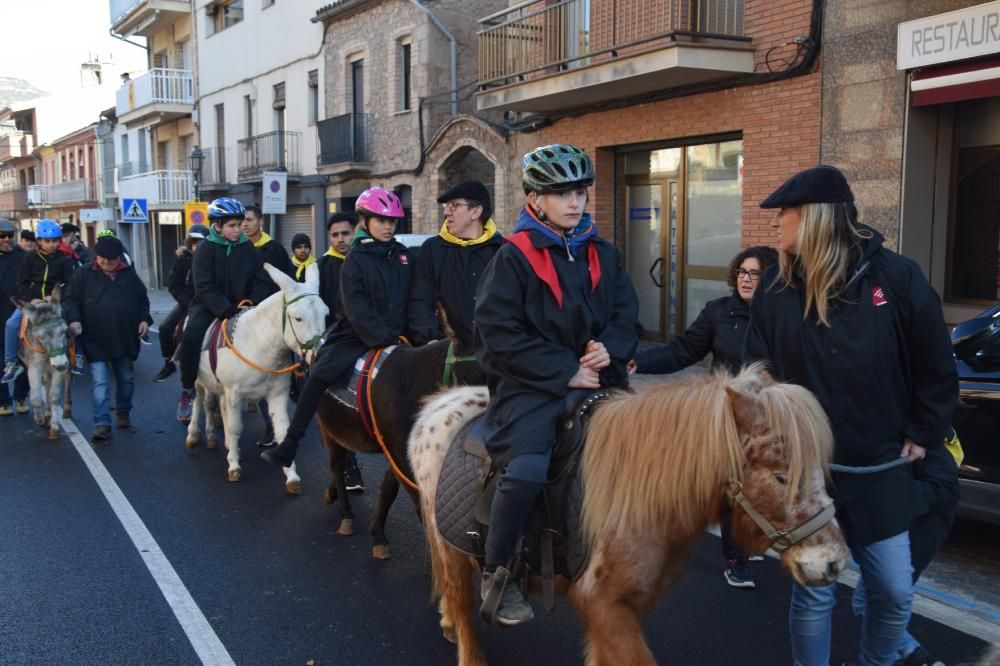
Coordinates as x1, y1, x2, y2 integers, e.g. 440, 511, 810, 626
409, 364, 850, 665
315, 323, 484, 559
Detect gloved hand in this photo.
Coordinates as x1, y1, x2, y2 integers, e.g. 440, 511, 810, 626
68, 322, 83, 337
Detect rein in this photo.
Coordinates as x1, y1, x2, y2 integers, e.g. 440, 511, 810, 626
220, 294, 321, 376
441, 340, 476, 387
20, 316, 69, 359
362, 340, 420, 491
281, 292, 323, 353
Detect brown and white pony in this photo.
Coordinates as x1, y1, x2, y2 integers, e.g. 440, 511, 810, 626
409, 364, 850, 665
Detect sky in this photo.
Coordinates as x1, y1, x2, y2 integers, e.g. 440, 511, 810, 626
4, 0, 148, 93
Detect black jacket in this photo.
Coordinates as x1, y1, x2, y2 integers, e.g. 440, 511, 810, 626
191, 239, 276, 319
15, 249, 77, 302
254, 237, 294, 278
745, 226, 958, 545
407, 233, 504, 346
909, 443, 959, 578
317, 253, 343, 327
0, 247, 26, 323
63, 263, 153, 362
167, 247, 195, 308
636, 294, 747, 374
475, 230, 641, 461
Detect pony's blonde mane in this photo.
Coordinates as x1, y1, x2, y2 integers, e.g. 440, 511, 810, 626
581, 364, 832, 546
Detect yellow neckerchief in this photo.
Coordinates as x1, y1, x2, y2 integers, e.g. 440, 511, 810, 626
292, 254, 317, 280
438, 218, 497, 247
324, 247, 346, 260
252, 231, 273, 248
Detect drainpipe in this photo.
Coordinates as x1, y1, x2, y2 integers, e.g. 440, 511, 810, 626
408, 0, 457, 116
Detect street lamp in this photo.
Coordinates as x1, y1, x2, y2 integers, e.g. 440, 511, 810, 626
188, 145, 205, 201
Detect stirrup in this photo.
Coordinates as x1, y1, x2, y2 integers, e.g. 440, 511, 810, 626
480, 566, 511, 625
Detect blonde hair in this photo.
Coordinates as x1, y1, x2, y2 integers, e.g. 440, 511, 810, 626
777, 202, 870, 326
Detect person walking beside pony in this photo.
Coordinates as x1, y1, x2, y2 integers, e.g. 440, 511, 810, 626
261, 187, 414, 469
632, 244, 778, 589
474, 144, 641, 625
64, 236, 152, 442
744, 165, 957, 666
176, 198, 275, 423
0, 219, 29, 414
154, 224, 208, 382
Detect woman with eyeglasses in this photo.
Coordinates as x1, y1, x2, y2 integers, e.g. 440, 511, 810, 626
631, 244, 778, 589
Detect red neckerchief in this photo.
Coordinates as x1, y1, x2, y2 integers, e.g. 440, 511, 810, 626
58, 241, 79, 260
506, 208, 601, 309
92, 259, 128, 279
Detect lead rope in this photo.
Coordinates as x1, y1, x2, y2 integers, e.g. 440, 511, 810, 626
365, 339, 420, 491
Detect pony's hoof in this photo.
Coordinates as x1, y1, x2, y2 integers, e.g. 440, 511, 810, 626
228, 469, 241, 482
372, 544, 391, 560
285, 480, 302, 495
338, 519, 355, 536
62, 408, 71, 419
441, 625, 458, 645
323, 487, 337, 505
184, 435, 199, 450
48, 428, 60, 440
206, 438, 218, 450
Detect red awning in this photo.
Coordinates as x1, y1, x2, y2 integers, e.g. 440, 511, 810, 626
911, 57, 1000, 106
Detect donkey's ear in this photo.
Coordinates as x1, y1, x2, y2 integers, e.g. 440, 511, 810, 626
49, 283, 62, 304
263, 262, 296, 292
725, 385, 762, 434
304, 262, 319, 290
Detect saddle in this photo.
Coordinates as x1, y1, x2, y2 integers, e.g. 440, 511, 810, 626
325, 346, 400, 437
434, 389, 608, 611
202, 315, 241, 379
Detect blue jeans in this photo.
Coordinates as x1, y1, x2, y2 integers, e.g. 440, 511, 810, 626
5, 309, 22, 364
852, 574, 921, 661
89, 358, 135, 426
789, 530, 914, 666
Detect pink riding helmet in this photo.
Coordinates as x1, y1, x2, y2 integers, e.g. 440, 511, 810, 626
355, 187, 405, 219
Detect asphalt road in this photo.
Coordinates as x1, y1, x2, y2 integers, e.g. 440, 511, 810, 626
0, 336, 994, 665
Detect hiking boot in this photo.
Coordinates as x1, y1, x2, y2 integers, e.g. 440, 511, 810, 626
14, 399, 28, 414
153, 361, 176, 382
344, 459, 364, 493
176, 388, 196, 424
724, 558, 756, 589
748, 554, 765, 562
897, 646, 944, 666
256, 423, 276, 448
71, 353, 86, 376
91, 424, 112, 443
0, 404, 11, 417
1, 362, 23, 384
481, 569, 534, 626
260, 436, 299, 467
116, 410, 131, 429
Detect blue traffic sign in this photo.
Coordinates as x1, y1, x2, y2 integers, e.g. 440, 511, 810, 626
122, 198, 149, 223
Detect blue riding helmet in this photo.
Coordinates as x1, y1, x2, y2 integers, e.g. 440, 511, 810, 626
207, 197, 246, 220
35, 219, 62, 239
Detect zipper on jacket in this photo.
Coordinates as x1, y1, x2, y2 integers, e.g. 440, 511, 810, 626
562, 235, 574, 262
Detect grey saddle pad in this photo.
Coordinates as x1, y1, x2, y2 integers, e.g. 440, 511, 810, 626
435, 420, 489, 557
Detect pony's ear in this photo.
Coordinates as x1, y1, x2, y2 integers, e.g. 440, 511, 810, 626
49, 283, 62, 304
263, 262, 296, 292
725, 385, 762, 435
304, 262, 320, 290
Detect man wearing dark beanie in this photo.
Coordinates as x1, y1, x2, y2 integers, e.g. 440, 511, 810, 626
63, 235, 153, 442
290, 233, 315, 283
408, 180, 503, 346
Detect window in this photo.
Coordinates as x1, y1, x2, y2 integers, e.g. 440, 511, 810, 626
120, 134, 130, 170
308, 70, 319, 125
243, 94, 253, 138
397, 42, 411, 112
209, 0, 244, 34
215, 103, 225, 152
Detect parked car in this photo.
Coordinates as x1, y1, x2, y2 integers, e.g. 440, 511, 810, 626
951, 303, 1000, 525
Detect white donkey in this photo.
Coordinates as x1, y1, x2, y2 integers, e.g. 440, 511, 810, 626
15, 285, 72, 440
184, 263, 328, 493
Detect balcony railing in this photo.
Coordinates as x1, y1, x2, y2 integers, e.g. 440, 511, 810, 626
317, 114, 373, 166
27, 179, 98, 207
119, 170, 193, 206
116, 68, 194, 118
237, 131, 300, 181
199, 147, 228, 185
478, 0, 745, 86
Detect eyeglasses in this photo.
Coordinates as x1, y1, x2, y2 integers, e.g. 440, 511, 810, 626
442, 201, 470, 212
0, 233, 13, 239
736, 269, 762, 281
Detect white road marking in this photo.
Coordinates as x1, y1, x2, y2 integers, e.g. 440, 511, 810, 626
707, 525, 1000, 645
59, 417, 235, 666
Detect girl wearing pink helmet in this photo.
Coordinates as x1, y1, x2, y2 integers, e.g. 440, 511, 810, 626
263, 187, 414, 468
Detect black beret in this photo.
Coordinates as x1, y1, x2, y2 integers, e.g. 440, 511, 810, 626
95, 236, 124, 259
437, 181, 491, 207
61, 222, 80, 234
760, 165, 854, 209
20, 230, 35, 241
291, 233, 311, 248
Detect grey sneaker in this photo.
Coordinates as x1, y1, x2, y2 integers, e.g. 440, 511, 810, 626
481, 570, 534, 626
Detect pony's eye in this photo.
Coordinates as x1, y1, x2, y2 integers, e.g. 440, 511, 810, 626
774, 473, 789, 485
294, 317, 303, 322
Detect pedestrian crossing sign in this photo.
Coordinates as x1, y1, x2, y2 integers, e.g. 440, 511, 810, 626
122, 198, 148, 223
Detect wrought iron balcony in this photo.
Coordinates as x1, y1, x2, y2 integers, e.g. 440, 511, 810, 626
237, 131, 300, 181
476, 0, 752, 112
317, 114, 373, 172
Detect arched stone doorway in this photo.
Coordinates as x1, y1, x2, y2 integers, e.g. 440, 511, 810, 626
438, 146, 496, 217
